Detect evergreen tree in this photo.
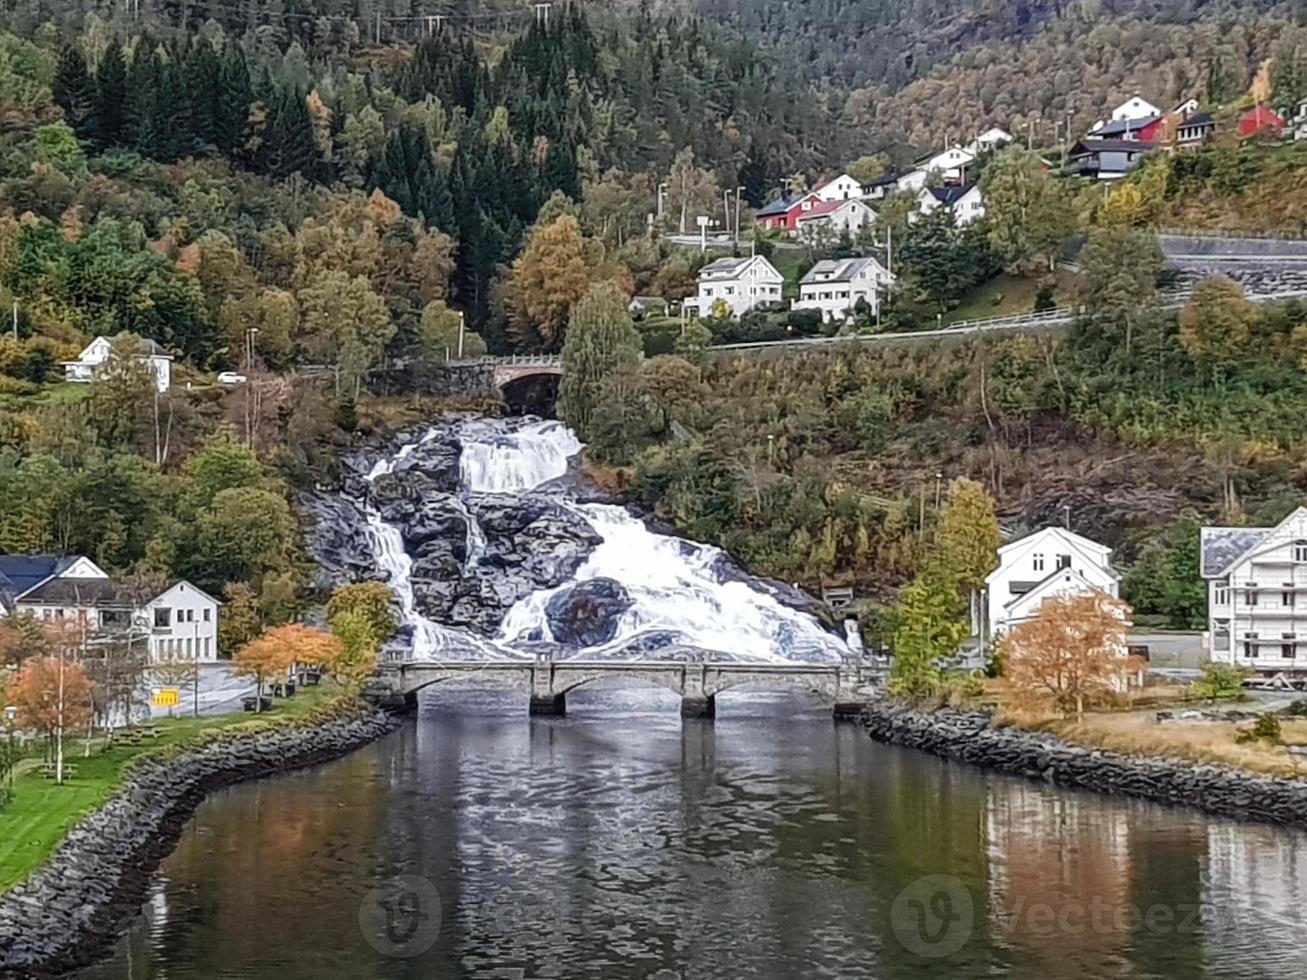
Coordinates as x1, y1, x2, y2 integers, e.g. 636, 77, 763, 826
370, 121, 453, 231
214, 46, 253, 158
125, 44, 163, 156
52, 43, 92, 132
558, 282, 643, 440
264, 87, 318, 180
91, 41, 128, 150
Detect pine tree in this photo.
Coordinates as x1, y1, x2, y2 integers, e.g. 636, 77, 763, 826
52, 43, 93, 132
125, 44, 163, 156
214, 46, 253, 158
264, 88, 318, 180
91, 40, 128, 150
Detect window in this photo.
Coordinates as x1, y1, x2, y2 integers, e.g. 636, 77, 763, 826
1057, 554, 1072, 570
1244, 641, 1258, 658
203, 608, 211, 623
1246, 591, 1259, 607
1284, 643, 1298, 659
154, 607, 171, 628
185, 638, 193, 658
1285, 592, 1296, 608
1296, 540, 1307, 563
1033, 553, 1045, 572
204, 637, 211, 658
1215, 587, 1229, 606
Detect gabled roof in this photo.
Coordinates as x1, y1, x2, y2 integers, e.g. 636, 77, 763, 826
1178, 112, 1215, 128
76, 334, 173, 361
19, 577, 135, 607
755, 193, 818, 218
1069, 138, 1155, 156
800, 257, 886, 285
925, 186, 970, 206
1200, 527, 1268, 578
796, 199, 871, 222
698, 256, 753, 278
1094, 115, 1162, 138
862, 172, 900, 189
1004, 567, 1111, 617
0, 555, 76, 596
150, 579, 223, 607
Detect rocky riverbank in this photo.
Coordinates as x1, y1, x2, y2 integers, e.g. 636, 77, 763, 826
0, 704, 402, 980
861, 700, 1307, 827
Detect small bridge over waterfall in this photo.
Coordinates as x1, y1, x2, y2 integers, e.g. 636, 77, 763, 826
369, 654, 882, 720
445, 354, 562, 390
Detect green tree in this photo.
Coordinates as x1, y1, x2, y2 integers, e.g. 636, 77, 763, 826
982, 149, 1075, 272
927, 476, 1000, 608
192, 487, 298, 592
890, 571, 968, 698
1178, 275, 1256, 380
1075, 227, 1164, 355
558, 281, 642, 441
52, 43, 92, 130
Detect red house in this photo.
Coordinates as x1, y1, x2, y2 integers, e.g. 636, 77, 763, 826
1238, 106, 1285, 139
1093, 115, 1167, 142
754, 192, 822, 232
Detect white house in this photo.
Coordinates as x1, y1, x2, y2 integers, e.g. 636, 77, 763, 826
1110, 95, 1162, 122
791, 256, 894, 323
681, 255, 783, 319
914, 185, 986, 226
1200, 507, 1307, 673
0, 554, 221, 663
965, 127, 1013, 155
814, 173, 866, 202
62, 335, 172, 393
795, 199, 877, 241
983, 527, 1123, 642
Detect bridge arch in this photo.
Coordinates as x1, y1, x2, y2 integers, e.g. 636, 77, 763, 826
704, 673, 841, 702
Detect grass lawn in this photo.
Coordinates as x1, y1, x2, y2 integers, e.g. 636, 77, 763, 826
0, 683, 346, 893
944, 268, 1079, 324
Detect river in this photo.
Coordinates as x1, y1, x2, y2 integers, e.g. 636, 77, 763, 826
77, 688, 1307, 980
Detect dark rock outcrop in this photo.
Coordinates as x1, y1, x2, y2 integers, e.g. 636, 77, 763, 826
545, 577, 633, 647
861, 700, 1307, 828
0, 707, 401, 980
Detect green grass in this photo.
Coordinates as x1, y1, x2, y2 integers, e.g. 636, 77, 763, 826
943, 268, 1078, 324
0, 684, 347, 892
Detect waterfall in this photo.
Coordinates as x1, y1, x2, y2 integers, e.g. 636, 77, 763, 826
358, 417, 850, 664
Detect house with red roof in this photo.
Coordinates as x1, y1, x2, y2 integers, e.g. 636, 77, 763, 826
794, 199, 876, 241
1238, 106, 1285, 140
754, 192, 822, 232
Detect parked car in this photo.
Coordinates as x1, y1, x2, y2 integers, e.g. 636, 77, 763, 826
217, 371, 247, 385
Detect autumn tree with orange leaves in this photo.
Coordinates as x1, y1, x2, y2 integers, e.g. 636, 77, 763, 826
1001, 592, 1140, 719
10, 656, 95, 782
233, 624, 344, 709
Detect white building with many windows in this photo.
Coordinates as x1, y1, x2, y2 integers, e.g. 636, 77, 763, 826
0, 554, 222, 662
1201, 508, 1307, 672
791, 257, 894, 323
681, 255, 783, 319
983, 526, 1123, 642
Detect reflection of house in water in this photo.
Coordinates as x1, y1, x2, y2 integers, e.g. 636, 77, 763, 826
984, 783, 1133, 966
1202, 824, 1307, 977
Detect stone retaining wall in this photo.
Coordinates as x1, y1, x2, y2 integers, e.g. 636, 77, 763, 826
0, 705, 401, 979
861, 700, 1307, 827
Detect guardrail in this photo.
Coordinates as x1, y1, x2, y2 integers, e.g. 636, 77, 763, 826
445, 354, 562, 367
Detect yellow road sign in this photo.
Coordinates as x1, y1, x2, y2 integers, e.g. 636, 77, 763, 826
152, 688, 180, 707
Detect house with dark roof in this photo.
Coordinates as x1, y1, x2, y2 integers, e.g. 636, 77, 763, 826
915, 185, 986, 225
1173, 112, 1215, 148
681, 255, 783, 319
1066, 138, 1154, 179
754, 192, 822, 232
791, 256, 894, 323
0, 553, 222, 662
1201, 507, 1307, 672
61, 334, 173, 393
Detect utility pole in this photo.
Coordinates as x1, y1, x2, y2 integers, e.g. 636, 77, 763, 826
10, 300, 15, 340
375, 8, 382, 45
734, 185, 743, 250
457, 310, 466, 359
656, 182, 666, 220
534, 2, 551, 27
722, 189, 731, 240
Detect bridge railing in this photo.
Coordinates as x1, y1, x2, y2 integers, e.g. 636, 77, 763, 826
445, 354, 563, 367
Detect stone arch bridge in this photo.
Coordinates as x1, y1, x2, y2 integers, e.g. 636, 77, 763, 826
367, 655, 882, 720
445, 354, 562, 391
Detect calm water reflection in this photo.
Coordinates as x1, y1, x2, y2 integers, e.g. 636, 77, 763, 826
78, 689, 1307, 979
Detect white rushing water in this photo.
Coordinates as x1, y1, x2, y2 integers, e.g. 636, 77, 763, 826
362, 417, 849, 664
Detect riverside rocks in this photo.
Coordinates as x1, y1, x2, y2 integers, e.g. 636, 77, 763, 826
0, 707, 401, 980
545, 577, 633, 646
861, 700, 1307, 828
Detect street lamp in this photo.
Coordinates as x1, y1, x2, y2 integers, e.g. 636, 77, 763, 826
3, 703, 17, 796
